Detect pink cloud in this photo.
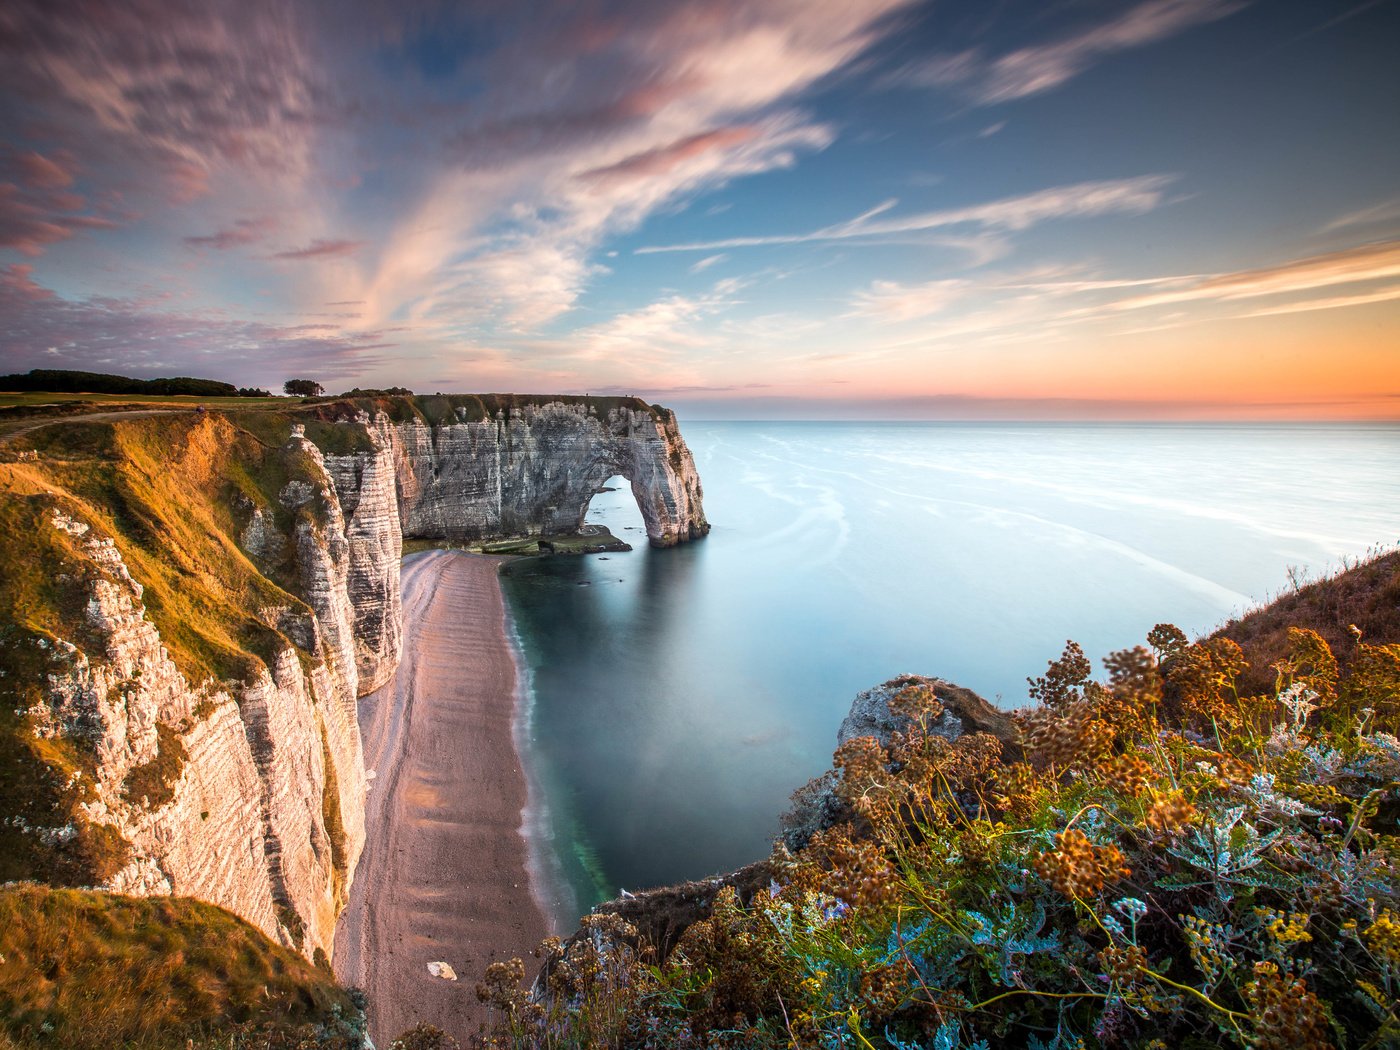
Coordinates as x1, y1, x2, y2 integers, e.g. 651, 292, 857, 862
579, 127, 760, 182
0, 182, 118, 256
0, 262, 55, 301
184, 217, 276, 251
895, 0, 1245, 104
0, 264, 390, 383
0, 0, 330, 199
270, 238, 365, 261
14, 150, 76, 189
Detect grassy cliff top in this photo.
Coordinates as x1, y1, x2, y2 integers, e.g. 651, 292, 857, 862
0, 885, 363, 1050
1214, 548, 1400, 694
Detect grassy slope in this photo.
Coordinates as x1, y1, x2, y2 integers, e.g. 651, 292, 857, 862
1214, 549, 1400, 694
0, 412, 316, 885
0, 885, 362, 1050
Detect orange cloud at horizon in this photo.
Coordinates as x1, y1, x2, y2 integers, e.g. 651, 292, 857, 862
698, 297, 1400, 420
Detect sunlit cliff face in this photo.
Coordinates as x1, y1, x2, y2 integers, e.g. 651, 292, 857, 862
1, 0, 1397, 419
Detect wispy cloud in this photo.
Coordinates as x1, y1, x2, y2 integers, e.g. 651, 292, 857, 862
271, 238, 364, 261
848, 278, 971, 322
690, 253, 729, 274
0, 0, 330, 196
184, 218, 275, 251
1321, 197, 1400, 234
0, 264, 389, 382
572, 277, 748, 360
1239, 283, 1400, 318
354, 0, 915, 334
11, 150, 76, 189
839, 240, 1400, 361
1107, 239, 1400, 311
0, 182, 119, 257
578, 128, 760, 183
895, 0, 1245, 105
637, 175, 1176, 254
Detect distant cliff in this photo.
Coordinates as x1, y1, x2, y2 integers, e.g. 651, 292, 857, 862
0, 394, 707, 961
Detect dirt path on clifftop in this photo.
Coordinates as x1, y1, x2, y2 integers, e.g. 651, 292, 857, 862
334, 551, 547, 1045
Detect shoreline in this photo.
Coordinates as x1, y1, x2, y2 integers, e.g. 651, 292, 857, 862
333, 550, 549, 1045
504, 599, 580, 936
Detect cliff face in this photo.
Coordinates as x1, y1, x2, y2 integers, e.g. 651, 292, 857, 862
368, 399, 708, 548
0, 395, 705, 962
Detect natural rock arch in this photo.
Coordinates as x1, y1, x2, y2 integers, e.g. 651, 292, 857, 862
366, 398, 709, 548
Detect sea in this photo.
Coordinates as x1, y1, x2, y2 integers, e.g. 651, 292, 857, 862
498, 421, 1400, 931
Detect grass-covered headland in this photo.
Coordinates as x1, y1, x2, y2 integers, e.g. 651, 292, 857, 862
1, 390, 1395, 1049
477, 610, 1400, 1049
0, 885, 366, 1050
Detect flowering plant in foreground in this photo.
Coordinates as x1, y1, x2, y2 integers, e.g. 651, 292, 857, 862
475, 627, 1400, 1049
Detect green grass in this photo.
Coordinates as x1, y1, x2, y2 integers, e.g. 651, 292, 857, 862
0, 392, 290, 410
7, 413, 319, 685
0, 885, 364, 1050
122, 724, 188, 810
0, 413, 324, 885
318, 720, 350, 910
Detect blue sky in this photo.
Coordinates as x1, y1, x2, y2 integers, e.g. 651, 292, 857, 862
1, 0, 1397, 417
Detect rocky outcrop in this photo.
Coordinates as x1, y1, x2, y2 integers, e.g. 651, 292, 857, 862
364, 400, 708, 548
42, 512, 299, 950
320, 427, 403, 695
546, 675, 1018, 979
781, 674, 1021, 851
837, 674, 1019, 750
16, 396, 707, 963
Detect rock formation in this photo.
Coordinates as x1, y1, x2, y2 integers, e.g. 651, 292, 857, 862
538, 674, 1019, 984
354, 398, 708, 548
4, 395, 706, 962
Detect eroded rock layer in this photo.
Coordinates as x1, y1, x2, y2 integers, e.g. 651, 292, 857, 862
4, 395, 706, 962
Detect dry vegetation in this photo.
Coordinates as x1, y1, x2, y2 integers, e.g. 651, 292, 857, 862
0, 885, 365, 1050
478, 621, 1400, 1050
1215, 549, 1400, 695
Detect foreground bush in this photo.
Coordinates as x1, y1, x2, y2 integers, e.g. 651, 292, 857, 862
479, 627, 1400, 1049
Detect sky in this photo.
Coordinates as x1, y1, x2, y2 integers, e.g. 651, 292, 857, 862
0, 0, 1397, 419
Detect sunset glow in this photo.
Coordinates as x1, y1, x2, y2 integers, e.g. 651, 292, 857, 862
1, 0, 1397, 418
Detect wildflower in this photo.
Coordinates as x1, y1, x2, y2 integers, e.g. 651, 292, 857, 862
1364, 907, 1400, 966
1181, 915, 1235, 987
1033, 828, 1130, 899
1097, 943, 1148, 987
1255, 908, 1312, 947
1113, 897, 1148, 924
1022, 704, 1114, 768
1101, 753, 1153, 796
1243, 962, 1331, 1050
1145, 790, 1196, 835
889, 682, 944, 724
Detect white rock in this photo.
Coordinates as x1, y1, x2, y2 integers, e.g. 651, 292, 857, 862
427, 961, 458, 981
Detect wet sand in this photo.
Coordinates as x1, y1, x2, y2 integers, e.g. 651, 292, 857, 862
334, 550, 548, 1045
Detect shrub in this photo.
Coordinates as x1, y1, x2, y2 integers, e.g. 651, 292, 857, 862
480, 628, 1400, 1049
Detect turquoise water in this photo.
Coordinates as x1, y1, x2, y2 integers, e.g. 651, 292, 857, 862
500, 422, 1400, 929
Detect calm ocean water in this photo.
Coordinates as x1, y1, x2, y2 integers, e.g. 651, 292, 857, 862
500, 422, 1400, 930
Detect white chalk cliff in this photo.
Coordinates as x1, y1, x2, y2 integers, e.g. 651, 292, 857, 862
15, 396, 706, 959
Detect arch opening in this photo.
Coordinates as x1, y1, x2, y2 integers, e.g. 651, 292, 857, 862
579, 473, 647, 548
